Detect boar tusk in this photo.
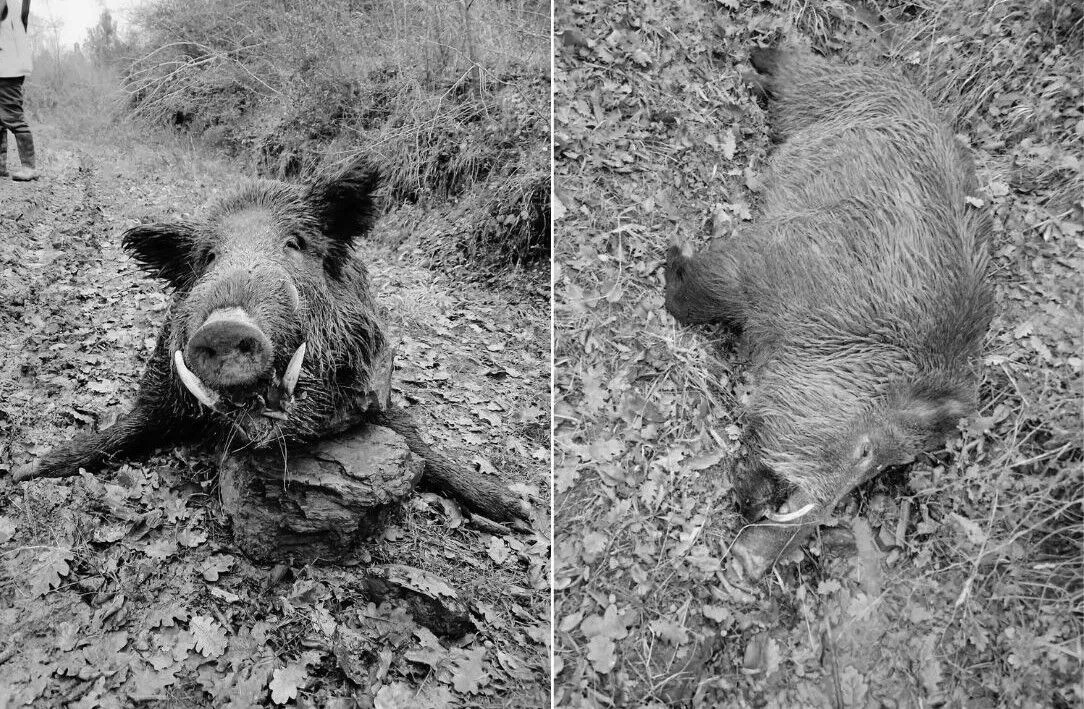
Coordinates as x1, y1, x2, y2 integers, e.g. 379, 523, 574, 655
765, 503, 815, 523
173, 350, 221, 409
284, 280, 301, 313
283, 342, 306, 397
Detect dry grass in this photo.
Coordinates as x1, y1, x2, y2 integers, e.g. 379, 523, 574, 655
120, 0, 550, 275
21, 51, 126, 137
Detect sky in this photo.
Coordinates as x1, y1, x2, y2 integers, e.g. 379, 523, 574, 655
29, 0, 148, 49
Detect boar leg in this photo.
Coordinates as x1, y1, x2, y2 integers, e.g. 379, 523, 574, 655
15, 405, 189, 481
375, 408, 529, 525
664, 243, 751, 327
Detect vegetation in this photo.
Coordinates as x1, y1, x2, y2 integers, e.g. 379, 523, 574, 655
119, 0, 550, 276
554, 0, 1081, 705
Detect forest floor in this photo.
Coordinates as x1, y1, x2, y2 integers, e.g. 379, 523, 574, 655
0, 120, 551, 708
554, 1, 1081, 707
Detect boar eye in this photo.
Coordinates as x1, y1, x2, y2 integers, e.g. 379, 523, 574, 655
286, 237, 306, 252
853, 439, 873, 463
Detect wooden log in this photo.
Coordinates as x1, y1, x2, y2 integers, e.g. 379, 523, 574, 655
220, 424, 423, 564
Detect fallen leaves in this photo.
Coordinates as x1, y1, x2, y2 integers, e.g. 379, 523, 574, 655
580, 605, 633, 674
450, 647, 488, 694
0, 516, 17, 543
199, 554, 235, 582
269, 663, 307, 704
31, 546, 74, 596
189, 616, 228, 659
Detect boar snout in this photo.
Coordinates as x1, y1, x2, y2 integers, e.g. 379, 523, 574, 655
184, 307, 273, 389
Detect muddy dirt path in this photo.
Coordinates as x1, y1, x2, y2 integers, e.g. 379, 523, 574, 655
0, 124, 550, 707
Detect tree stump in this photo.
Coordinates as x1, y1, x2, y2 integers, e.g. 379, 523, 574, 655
220, 424, 423, 564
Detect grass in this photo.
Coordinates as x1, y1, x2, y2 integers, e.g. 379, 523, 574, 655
117, 0, 550, 276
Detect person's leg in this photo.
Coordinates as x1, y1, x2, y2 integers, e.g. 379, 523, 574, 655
0, 77, 14, 178
0, 76, 38, 181
12, 128, 37, 180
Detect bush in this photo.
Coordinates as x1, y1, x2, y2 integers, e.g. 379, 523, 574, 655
122, 0, 550, 274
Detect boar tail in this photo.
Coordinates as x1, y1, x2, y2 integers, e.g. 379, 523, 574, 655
375, 408, 530, 526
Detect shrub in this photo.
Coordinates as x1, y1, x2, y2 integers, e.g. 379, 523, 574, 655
121, 0, 550, 274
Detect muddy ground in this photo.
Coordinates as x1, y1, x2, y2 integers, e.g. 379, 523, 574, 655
0, 122, 551, 708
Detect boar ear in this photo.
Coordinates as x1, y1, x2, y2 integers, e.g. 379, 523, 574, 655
122, 223, 200, 289
893, 381, 974, 439
305, 157, 381, 250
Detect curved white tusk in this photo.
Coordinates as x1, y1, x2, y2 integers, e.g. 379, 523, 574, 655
764, 503, 815, 523
173, 351, 221, 409
282, 342, 306, 397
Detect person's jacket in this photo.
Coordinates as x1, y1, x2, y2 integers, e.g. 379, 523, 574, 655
0, 0, 32, 78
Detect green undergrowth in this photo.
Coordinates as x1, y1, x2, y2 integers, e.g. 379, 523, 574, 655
121, 0, 550, 277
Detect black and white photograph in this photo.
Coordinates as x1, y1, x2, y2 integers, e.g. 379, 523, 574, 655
2, 0, 1083, 707
554, 0, 1081, 706
1, 0, 550, 706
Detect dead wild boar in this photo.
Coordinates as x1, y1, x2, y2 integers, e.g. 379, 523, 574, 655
665, 47, 993, 579
19, 158, 525, 524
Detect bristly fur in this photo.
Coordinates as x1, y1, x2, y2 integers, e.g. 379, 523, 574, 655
164, 157, 387, 445
23, 157, 527, 525
665, 47, 993, 513
30, 157, 388, 477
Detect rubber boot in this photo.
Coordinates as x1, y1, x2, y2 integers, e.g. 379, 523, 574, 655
0, 131, 7, 178
10, 130, 38, 181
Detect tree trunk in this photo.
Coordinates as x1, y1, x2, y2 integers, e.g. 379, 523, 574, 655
460, 0, 481, 96
220, 425, 423, 564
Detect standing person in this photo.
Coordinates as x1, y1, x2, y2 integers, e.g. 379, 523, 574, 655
0, 0, 38, 181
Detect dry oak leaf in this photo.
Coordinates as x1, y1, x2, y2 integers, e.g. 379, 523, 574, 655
649, 619, 689, 646
450, 647, 488, 694
587, 635, 617, 674
269, 663, 307, 705
0, 515, 18, 543
189, 615, 228, 658
148, 604, 188, 629
375, 682, 454, 709
487, 536, 511, 564
177, 526, 208, 548
580, 604, 632, 641
32, 546, 74, 596
126, 665, 178, 702
200, 554, 236, 582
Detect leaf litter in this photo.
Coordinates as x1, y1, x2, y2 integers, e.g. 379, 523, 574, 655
554, 0, 1082, 706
